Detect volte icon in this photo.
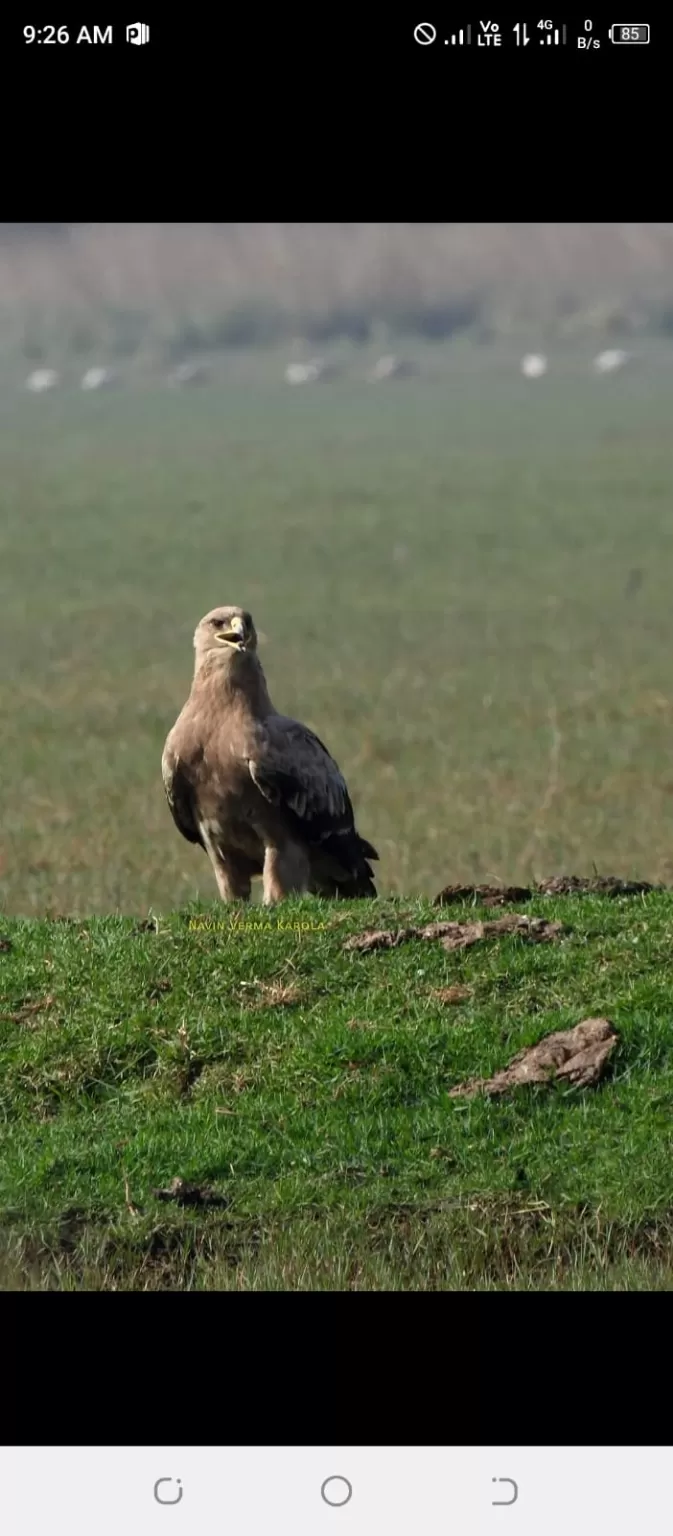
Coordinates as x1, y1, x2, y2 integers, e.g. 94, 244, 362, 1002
476, 20, 502, 43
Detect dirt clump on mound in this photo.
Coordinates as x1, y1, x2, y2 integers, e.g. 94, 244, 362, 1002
448, 1016, 618, 1098
537, 875, 661, 897
344, 914, 565, 954
434, 875, 662, 906
434, 884, 531, 907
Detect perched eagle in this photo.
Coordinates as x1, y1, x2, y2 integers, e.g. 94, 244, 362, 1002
162, 606, 378, 904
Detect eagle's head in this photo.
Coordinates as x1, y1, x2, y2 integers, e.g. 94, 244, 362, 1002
193, 605, 258, 668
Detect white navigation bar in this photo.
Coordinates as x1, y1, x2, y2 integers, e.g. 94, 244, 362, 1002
0, 1447, 670, 1536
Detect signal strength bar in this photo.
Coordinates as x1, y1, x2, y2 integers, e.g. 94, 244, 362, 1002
446, 25, 471, 43
542, 25, 567, 42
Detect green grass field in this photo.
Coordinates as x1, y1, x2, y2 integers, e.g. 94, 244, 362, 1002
1, 893, 672, 1290
2, 341, 673, 1288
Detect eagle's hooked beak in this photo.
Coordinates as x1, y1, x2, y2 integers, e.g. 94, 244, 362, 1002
218, 615, 247, 651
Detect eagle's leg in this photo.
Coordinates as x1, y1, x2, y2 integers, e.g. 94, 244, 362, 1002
198, 821, 252, 901
262, 843, 311, 905
209, 852, 252, 902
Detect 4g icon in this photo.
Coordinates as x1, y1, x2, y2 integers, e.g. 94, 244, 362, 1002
478, 20, 502, 44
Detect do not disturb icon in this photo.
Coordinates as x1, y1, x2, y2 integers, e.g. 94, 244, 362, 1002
154, 1479, 184, 1505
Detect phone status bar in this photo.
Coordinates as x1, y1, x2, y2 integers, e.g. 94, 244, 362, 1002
413, 19, 651, 49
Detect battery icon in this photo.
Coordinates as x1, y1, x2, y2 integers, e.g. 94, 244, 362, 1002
609, 23, 650, 41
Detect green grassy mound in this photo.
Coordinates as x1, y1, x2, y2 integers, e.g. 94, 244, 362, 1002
1, 891, 671, 1290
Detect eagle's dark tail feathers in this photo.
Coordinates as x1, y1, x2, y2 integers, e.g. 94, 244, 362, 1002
313, 830, 379, 899
340, 864, 377, 898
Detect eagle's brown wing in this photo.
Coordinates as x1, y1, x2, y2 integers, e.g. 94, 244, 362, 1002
161, 741, 205, 849
248, 716, 377, 893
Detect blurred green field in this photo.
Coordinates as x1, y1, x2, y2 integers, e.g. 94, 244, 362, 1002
3, 341, 673, 916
